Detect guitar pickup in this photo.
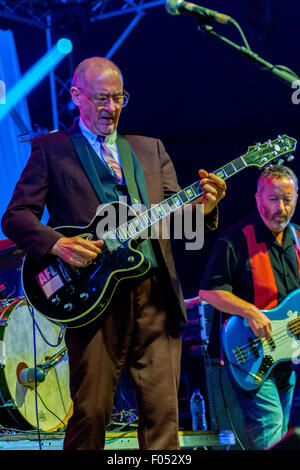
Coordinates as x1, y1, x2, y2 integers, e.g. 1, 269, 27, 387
249, 337, 260, 359
233, 346, 246, 364
101, 234, 121, 253
267, 338, 276, 351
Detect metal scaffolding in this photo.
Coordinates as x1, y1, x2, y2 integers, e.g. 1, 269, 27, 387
0, 0, 165, 130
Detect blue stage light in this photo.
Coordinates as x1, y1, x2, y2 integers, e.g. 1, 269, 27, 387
0, 38, 73, 121
57, 38, 73, 55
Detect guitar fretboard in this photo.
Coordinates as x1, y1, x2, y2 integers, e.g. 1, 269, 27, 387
102, 134, 296, 245
115, 154, 249, 242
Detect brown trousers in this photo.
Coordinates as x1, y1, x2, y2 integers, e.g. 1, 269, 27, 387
63, 275, 182, 450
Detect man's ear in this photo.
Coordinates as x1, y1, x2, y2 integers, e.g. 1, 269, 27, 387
70, 87, 80, 107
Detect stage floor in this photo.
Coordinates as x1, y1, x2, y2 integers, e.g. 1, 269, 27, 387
0, 430, 235, 450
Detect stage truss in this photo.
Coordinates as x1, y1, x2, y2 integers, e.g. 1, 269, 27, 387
0, 0, 165, 129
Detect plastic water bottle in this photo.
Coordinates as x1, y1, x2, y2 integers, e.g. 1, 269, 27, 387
190, 388, 207, 431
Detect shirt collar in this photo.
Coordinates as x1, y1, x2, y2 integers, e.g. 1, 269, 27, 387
79, 117, 117, 145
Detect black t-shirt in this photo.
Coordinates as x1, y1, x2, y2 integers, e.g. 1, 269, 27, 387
200, 210, 300, 357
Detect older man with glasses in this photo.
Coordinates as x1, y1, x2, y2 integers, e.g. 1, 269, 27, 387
2, 56, 226, 450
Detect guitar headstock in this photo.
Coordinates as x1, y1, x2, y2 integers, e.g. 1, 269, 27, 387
246, 135, 297, 168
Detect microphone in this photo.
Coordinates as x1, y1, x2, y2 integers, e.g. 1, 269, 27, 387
18, 367, 47, 386
16, 348, 67, 388
165, 0, 232, 25
17, 363, 47, 387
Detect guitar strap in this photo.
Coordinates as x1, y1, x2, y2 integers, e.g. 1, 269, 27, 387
242, 224, 278, 310
116, 134, 158, 268
243, 223, 300, 310
290, 224, 300, 250
116, 134, 144, 210
70, 120, 149, 211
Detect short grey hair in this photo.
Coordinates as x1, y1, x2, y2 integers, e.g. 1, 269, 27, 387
257, 164, 298, 193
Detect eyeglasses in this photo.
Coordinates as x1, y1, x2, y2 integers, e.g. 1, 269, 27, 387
77, 87, 129, 108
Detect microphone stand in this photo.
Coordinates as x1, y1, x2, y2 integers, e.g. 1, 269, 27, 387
195, 18, 300, 89
39, 346, 68, 372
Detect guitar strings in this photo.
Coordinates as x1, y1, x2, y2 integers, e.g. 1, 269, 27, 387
234, 317, 300, 354
234, 326, 300, 361
236, 316, 300, 353
233, 334, 300, 363
97, 183, 206, 247
232, 317, 300, 363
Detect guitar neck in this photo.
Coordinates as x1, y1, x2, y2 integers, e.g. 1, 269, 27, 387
115, 152, 252, 242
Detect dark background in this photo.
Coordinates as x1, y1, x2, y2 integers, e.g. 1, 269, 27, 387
4, 0, 300, 300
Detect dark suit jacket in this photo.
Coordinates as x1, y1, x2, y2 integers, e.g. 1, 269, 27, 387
1, 124, 218, 321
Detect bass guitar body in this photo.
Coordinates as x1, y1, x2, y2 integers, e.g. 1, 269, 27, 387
222, 289, 300, 390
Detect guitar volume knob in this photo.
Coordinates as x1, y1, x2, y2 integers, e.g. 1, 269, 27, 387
51, 295, 60, 306
80, 292, 89, 301
67, 285, 75, 295
63, 303, 73, 311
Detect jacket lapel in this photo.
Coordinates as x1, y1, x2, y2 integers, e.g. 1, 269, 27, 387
117, 134, 151, 210
69, 120, 150, 210
69, 120, 109, 204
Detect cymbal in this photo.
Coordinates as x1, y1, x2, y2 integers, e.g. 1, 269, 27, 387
0, 239, 24, 271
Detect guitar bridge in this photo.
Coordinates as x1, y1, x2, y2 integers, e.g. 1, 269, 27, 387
254, 355, 274, 384
56, 258, 72, 282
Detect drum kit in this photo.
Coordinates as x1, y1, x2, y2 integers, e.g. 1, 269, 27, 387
0, 239, 72, 434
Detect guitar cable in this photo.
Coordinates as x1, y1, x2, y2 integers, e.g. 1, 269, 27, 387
30, 304, 42, 450
27, 301, 65, 348
226, 359, 262, 383
27, 302, 67, 450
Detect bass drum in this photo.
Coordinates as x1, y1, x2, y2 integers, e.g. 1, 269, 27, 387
0, 298, 72, 432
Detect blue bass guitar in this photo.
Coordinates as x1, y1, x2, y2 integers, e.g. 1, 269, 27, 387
222, 289, 300, 390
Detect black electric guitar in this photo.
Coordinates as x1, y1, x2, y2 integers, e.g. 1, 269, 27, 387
22, 135, 297, 328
